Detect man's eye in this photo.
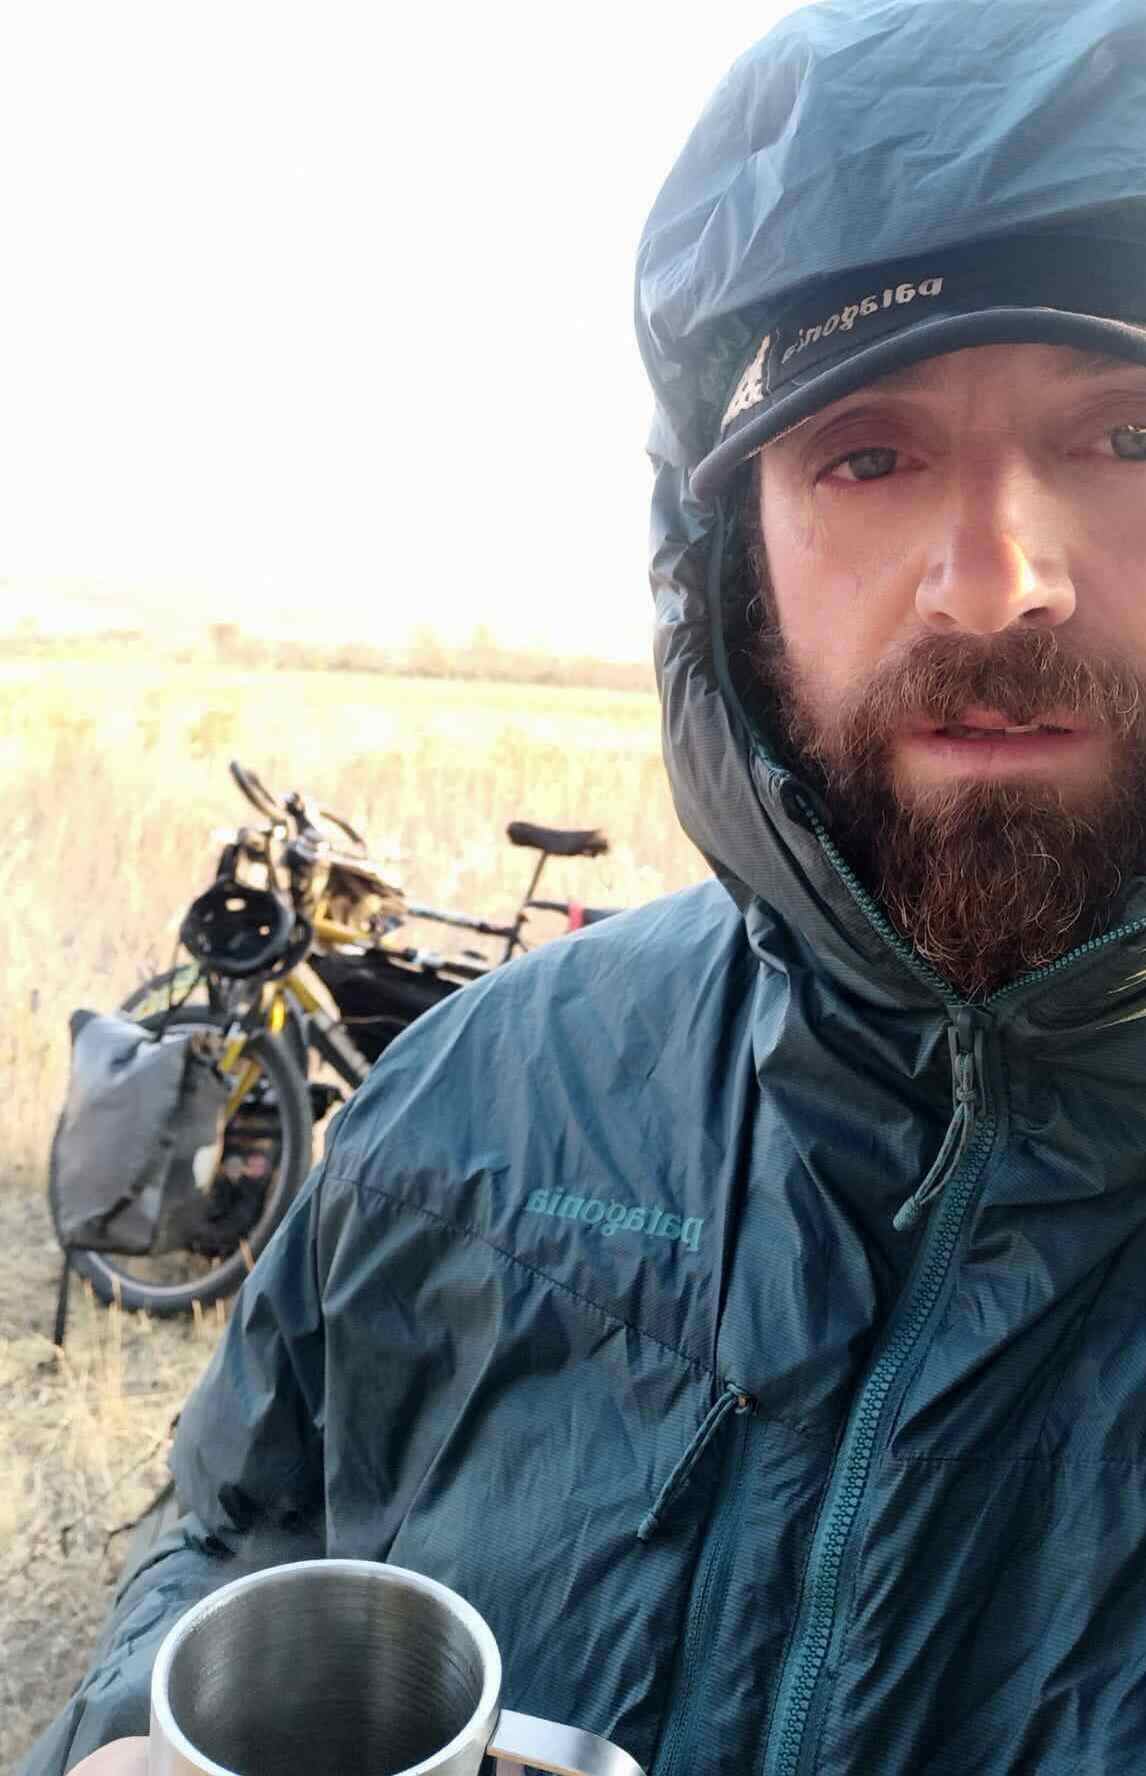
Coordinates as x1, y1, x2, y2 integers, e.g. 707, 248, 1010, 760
1110, 424, 1146, 461
827, 446, 898, 482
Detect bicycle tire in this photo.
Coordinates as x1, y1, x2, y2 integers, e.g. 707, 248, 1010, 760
52, 1006, 313, 1316
121, 968, 312, 1079
119, 965, 207, 1019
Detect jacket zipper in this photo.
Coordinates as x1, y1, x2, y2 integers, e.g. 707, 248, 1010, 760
794, 780, 1146, 1230
756, 776, 1146, 1776
658, 1402, 753, 1776
761, 1009, 995, 1776
892, 1013, 983, 1233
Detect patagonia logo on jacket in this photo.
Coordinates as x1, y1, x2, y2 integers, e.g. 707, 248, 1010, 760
525, 1188, 704, 1251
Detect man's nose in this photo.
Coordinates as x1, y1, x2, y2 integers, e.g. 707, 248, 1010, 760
915, 471, 1077, 635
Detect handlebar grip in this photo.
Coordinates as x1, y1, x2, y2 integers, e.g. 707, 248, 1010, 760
525, 899, 620, 930
319, 806, 368, 855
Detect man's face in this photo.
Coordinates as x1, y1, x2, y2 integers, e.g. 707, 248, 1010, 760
753, 341, 1146, 996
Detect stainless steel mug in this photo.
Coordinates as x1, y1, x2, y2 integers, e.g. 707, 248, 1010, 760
148, 1557, 646, 1775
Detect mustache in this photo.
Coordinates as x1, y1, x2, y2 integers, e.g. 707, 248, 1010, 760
792, 629, 1146, 756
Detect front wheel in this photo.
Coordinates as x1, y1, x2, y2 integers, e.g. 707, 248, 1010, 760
52, 1007, 313, 1316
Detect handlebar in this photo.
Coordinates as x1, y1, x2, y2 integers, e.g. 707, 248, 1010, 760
226, 762, 614, 961
229, 760, 286, 824
316, 805, 368, 856
284, 791, 328, 854
230, 761, 368, 857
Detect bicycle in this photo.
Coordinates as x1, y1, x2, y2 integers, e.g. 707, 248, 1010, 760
51, 761, 617, 1322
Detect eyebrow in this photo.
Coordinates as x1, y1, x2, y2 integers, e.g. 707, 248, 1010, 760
1058, 348, 1146, 380
771, 343, 1146, 456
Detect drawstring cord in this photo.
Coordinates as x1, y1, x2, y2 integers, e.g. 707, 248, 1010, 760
638, 1384, 752, 1543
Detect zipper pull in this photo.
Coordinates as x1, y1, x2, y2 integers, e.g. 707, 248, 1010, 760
893, 1011, 984, 1234
637, 1384, 752, 1543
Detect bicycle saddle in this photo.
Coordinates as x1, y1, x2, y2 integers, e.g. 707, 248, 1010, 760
506, 821, 609, 858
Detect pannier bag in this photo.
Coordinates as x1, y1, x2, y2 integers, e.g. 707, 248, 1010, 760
51, 1010, 230, 1255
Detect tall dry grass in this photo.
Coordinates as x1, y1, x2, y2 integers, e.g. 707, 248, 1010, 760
1, 654, 707, 1766
1, 657, 703, 1189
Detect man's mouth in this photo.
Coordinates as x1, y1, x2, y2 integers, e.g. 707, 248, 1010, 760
930, 720, 1075, 740
910, 705, 1082, 741
894, 704, 1105, 788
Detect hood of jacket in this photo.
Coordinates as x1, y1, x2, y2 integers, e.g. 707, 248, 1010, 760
636, 0, 1146, 1014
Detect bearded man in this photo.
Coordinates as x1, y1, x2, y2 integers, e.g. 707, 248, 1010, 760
29, 1, 1146, 1773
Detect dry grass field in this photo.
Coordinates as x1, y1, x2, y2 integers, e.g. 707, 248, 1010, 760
0, 655, 706, 1769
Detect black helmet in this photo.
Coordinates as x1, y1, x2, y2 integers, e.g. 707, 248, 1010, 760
179, 880, 296, 978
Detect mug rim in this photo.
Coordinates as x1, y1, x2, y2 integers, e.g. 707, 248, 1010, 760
149, 1556, 504, 1776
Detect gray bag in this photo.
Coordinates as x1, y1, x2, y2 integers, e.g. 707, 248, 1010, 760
51, 1010, 230, 1255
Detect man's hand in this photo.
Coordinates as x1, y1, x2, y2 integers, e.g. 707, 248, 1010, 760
67, 1738, 150, 1774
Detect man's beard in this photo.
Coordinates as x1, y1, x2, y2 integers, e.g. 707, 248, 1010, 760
750, 620, 1146, 999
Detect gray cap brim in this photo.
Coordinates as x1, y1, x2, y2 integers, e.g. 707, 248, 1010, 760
692, 307, 1146, 499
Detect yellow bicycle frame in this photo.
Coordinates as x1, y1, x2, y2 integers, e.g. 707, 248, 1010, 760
128, 909, 384, 1119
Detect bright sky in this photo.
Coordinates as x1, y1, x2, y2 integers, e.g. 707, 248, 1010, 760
1, 2, 799, 660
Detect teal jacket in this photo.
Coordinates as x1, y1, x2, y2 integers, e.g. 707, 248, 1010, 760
24, 873, 1146, 1774
23, 1, 1146, 1770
